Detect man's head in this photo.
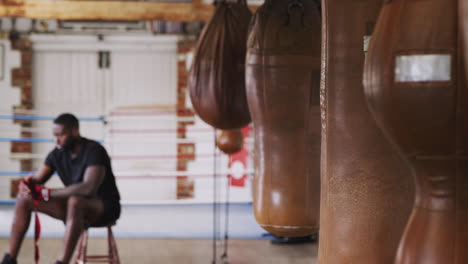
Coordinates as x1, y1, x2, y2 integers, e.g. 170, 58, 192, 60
52, 113, 80, 150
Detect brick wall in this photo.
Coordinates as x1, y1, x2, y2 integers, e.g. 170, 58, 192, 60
10, 36, 33, 172
176, 38, 196, 199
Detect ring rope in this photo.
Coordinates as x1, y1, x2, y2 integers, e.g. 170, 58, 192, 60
0, 114, 105, 122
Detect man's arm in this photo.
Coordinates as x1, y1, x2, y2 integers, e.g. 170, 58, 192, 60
50, 165, 106, 199
31, 165, 54, 184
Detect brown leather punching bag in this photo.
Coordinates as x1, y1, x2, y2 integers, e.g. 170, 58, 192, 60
246, 0, 321, 237
319, 0, 414, 263
364, 0, 468, 263
189, 0, 252, 130
216, 129, 244, 154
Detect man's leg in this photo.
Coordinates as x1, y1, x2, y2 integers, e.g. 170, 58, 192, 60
59, 196, 104, 264
7, 195, 67, 260
6, 195, 103, 264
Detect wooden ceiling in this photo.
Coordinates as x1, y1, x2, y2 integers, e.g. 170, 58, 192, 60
0, 0, 259, 22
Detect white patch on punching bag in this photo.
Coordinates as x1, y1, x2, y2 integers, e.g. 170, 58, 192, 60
395, 54, 451, 82
363, 35, 372, 53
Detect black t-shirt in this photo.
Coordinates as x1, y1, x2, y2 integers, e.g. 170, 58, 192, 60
45, 137, 120, 203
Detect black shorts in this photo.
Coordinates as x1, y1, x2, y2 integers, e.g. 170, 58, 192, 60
91, 199, 121, 227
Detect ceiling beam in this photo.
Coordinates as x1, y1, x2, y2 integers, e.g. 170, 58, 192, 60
0, 0, 258, 22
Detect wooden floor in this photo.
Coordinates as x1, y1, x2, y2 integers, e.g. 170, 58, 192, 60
0, 238, 318, 264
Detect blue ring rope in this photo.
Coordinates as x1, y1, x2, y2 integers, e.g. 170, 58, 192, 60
0, 171, 32, 176
0, 137, 54, 143
0, 200, 16, 205
0, 115, 105, 122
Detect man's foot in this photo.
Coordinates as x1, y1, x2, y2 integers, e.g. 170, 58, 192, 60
1, 254, 17, 264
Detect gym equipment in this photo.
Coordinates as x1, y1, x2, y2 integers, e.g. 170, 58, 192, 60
364, 0, 468, 263
246, 0, 321, 237
319, 0, 414, 263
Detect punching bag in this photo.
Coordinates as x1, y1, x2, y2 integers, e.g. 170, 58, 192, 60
189, 0, 252, 130
216, 129, 244, 154
246, 0, 321, 237
364, 0, 468, 263
319, 0, 413, 263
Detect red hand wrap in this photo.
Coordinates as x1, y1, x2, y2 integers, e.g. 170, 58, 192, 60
20, 177, 50, 202
33, 185, 50, 202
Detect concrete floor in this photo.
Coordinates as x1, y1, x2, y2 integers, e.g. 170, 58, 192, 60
0, 238, 318, 264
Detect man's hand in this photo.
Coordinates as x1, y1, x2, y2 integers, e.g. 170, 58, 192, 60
17, 175, 33, 199
18, 175, 50, 202
32, 185, 51, 202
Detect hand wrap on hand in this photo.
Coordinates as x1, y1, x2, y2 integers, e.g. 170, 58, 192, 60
20, 177, 50, 202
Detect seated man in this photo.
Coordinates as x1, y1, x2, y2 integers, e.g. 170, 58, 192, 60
2, 113, 121, 264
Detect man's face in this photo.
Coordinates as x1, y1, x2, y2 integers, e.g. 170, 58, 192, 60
52, 124, 76, 150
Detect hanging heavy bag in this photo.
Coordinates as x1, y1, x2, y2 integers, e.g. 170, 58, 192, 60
364, 0, 467, 263
189, 0, 252, 130
318, 0, 414, 263
246, 0, 321, 237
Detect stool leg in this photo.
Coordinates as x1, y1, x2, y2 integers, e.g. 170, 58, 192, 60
108, 227, 120, 264
75, 230, 88, 264
107, 227, 113, 262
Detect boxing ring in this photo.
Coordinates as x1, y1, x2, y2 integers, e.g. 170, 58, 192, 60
0, 110, 265, 239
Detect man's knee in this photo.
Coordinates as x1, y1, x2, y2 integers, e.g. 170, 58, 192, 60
15, 194, 33, 210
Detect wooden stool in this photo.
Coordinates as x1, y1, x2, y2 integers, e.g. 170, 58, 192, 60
75, 224, 120, 264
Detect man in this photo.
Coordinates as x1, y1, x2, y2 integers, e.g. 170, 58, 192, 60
1, 113, 121, 264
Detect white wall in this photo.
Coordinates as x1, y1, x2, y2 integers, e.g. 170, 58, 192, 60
0, 40, 22, 200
